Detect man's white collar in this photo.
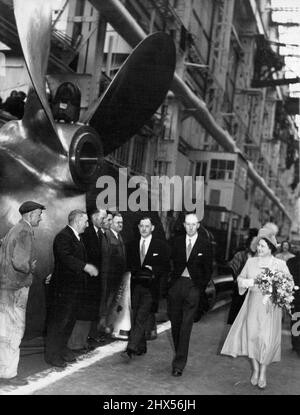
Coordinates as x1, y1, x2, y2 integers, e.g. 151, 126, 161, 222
68, 225, 80, 240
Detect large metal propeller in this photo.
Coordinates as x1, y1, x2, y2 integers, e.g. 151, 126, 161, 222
13, 0, 176, 160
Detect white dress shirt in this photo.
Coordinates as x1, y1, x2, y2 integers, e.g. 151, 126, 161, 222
185, 233, 198, 252
111, 228, 119, 239
68, 225, 80, 241
140, 234, 152, 258
181, 233, 198, 278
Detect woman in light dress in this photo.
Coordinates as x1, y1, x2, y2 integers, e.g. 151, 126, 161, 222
221, 229, 290, 389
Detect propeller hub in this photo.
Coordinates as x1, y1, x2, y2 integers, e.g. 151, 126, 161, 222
67, 125, 104, 190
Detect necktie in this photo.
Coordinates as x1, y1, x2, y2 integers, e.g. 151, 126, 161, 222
119, 234, 126, 257
186, 238, 192, 260
79, 236, 87, 261
140, 239, 146, 265
98, 229, 107, 246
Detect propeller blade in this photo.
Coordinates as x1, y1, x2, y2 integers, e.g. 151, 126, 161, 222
82, 32, 176, 156
13, 0, 67, 155
21, 87, 58, 145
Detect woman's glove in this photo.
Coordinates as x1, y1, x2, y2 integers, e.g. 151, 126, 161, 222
239, 278, 254, 289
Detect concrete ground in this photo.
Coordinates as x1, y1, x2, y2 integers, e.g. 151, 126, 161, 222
0, 304, 299, 395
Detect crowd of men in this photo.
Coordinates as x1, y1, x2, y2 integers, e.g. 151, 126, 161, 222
0, 200, 215, 386
0, 200, 299, 388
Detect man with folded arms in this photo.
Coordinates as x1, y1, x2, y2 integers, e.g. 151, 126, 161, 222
0, 200, 45, 386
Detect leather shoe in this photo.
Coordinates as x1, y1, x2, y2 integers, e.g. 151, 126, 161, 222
61, 349, 77, 363
136, 349, 147, 356
172, 369, 182, 377
88, 338, 103, 348
45, 357, 67, 368
96, 335, 108, 342
0, 376, 28, 386
120, 350, 134, 361
86, 344, 96, 351
61, 354, 77, 363
72, 345, 95, 354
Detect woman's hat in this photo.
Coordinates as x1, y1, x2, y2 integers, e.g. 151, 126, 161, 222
251, 227, 278, 252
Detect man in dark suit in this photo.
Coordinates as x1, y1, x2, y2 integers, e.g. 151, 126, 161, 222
168, 212, 212, 376
44, 210, 98, 368
104, 212, 127, 334
287, 252, 300, 357
67, 208, 107, 351
193, 224, 214, 322
97, 211, 113, 334
121, 216, 170, 359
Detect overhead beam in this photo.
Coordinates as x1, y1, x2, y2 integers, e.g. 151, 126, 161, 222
252, 77, 300, 88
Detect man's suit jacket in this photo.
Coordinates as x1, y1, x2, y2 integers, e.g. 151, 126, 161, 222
81, 225, 102, 270
170, 233, 212, 290
106, 229, 127, 280
98, 229, 110, 278
97, 229, 112, 316
50, 226, 87, 294
287, 254, 300, 310
126, 237, 170, 306
79, 225, 102, 320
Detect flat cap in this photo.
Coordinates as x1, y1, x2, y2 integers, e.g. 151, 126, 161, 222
19, 201, 46, 215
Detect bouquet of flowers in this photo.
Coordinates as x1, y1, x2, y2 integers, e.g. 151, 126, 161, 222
255, 267, 299, 314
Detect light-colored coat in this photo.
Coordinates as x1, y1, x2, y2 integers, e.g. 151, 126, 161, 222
0, 219, 34, 289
